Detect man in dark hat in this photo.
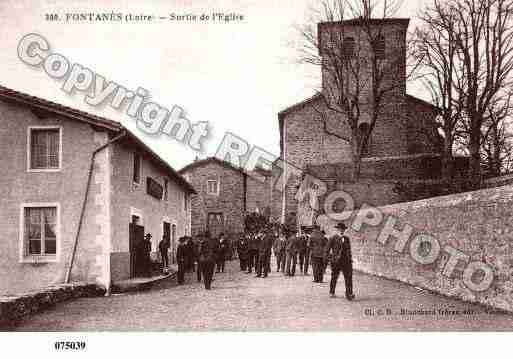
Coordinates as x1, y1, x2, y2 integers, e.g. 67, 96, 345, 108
194, 234, 204, 282
324, 222, 354, 300
142, 233, 152, 277
199, 231, 219, 290
176, 236, 187, 284
217, 233, 228, 273
158, 235, 170, 274
237, 233, 249, 271
310, 226, 327, 283
285, 228, 299, 276
299, 227, 313, 275
256, 229, 273, 278
185, 236, 195, 272
246, 233, 259, 274
321, 230, 329, 275
297, 227, 307, 275
273, 227, 286, 272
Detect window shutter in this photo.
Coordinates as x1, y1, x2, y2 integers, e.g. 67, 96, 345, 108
30, 129, 60, 169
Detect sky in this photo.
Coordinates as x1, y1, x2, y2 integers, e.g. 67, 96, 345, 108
0, 0, 430, 170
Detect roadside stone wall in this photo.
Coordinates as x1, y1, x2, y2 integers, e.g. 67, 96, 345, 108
318, 184, 513, 312
0, 282, 105, 329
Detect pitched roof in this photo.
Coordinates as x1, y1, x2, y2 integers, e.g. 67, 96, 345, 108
179, 157, 273, 179
405, 94, 442, 113
179, 157, 247, 175
277, 93, 324, 156
0, 84, 195, 194
277, 92, 440, 155
318, 18, 410, 28
278, 93, 323, 121
0, 85, 121, 131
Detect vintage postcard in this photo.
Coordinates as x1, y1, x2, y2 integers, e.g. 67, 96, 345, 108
0, 0, 512, 356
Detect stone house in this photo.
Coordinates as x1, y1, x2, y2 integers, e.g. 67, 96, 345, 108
179, 157, 275, 240
0, 85, 195, 295
278, 18, 445, 226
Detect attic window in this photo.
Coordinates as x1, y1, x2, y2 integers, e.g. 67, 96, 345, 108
207, 179, 219, 195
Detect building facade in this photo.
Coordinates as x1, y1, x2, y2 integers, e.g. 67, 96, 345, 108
179, 157, 275, 240
0, 86, 194, 295
278, 18, 442, 226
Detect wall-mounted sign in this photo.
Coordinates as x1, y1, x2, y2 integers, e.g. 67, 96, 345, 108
147, 177, 163, 200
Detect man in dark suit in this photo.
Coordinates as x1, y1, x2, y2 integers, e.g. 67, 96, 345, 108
158, 235, 170, 274
185, 236, 195, 272
237, 234, 249, 271
199, 231, 219, 290
176, 237, 187, 285
310, 226, 327, 283
273, 228, 286, 272
217, 233, 228, 273
303, 228, 312, 275
256, 230, 273, 278
142, 233, 152, 277
324, 222, 355, 300
246, 233, 259, 274
194, 235, 203, 282
285, 228, 299, 276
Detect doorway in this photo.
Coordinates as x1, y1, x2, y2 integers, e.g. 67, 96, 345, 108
129, 222, 145, 278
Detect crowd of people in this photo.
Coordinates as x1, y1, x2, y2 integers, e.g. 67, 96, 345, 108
166, 232, 232, 289
158, 222, 355, 300
236, 222, 354, 300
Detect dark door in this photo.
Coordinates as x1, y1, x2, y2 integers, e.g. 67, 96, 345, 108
129, 223, 145, 278
207, 212, 224, 238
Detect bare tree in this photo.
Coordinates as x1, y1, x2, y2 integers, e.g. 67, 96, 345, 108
481, 121, 512, 175
453, 0, 513, 183
480, 92, 513, 175
414, 0, 513, 185
413, 0, 465, 178
296, 0, 413, 180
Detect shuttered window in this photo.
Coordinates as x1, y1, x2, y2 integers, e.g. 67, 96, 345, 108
29, 128, 60, 170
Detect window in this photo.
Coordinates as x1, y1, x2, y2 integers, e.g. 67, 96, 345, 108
164, 178, 169, 201
133, 153, 141, 184
207, 179, 219, 195
183, 193, 188, 212
343, 37, 355, 58
28, 127, 61, 171
21, 205, 58, 261
374, 35, 386, 60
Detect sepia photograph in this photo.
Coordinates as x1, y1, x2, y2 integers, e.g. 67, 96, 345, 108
0, 0, 512, 356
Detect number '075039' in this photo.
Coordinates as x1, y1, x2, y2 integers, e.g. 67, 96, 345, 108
54, 341, 86, 350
